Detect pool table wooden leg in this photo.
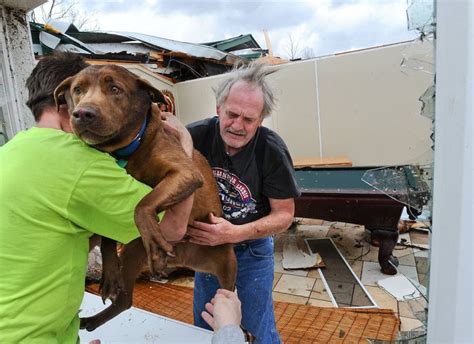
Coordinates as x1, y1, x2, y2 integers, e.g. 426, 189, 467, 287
371, 229, 399, 275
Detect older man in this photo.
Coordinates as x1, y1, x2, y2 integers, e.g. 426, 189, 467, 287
182, 63, 300, 344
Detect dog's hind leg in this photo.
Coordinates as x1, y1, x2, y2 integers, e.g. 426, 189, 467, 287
214, 249, 238, 291
99, 237, 124, 304
81, 239, 146, 331
175, 243, 237, 291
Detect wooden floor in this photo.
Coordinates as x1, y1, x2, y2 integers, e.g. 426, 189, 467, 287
86, 280, 400, 343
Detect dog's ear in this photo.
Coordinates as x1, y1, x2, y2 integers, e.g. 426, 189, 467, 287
137, 78, 166, 104
53, 76, 74, 111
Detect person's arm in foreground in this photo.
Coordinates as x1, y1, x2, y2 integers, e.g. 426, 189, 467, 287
201, 289, 245, 344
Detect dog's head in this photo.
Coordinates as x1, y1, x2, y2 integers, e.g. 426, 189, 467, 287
54, 64, 166, 152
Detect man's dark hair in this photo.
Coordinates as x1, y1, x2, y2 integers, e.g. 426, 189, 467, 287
26, 52, 89, 121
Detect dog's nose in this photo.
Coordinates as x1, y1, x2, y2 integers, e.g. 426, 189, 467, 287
72, 107, 97, 124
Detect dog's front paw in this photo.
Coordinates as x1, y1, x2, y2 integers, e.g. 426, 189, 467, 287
99, 272, 125, 304
80, 316, 100, 332
147, 247, 170, 276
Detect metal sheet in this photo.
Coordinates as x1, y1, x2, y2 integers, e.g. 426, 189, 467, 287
96, 31, 232, 61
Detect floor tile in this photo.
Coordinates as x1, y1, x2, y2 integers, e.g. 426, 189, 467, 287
296, 218, 325, 225
326, 226, 365, 260
274, 274, 315, 297
397, 265, 419, 284
415, 256, 429, 275
352, 284, 376, 307
361, 261, 388, 286
398, 301, 416, 319
362, 263, 421, 296
398, 297, 428, 321
332, 222, 347, 228
365, 286, 398, 313
269, 216, 430, 326
310, 278, 332, 302
273, 272, 282, 289
295, 224, 331, 238
272, 291, 308, 305
397, 254, 416, 266
410, 231, 429, 246
418, 273, 428, 287
398, 232, 412, 245
348, 259, 363, 279
307, 269, 322, 278
169, 276, 195, 288
360, 245, 380, 263
274, 235, 286, 253
399, 316, 425, 332
413, 249, 429, 258
393, 246, 414, 258
274, 252, 309, 277
330, 281, 362, 306
306, 299, 334, 307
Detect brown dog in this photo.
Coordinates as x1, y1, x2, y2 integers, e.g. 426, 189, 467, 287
54, 65, 237, 331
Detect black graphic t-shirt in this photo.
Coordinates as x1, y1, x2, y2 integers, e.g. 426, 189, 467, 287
187, 117, 301, 226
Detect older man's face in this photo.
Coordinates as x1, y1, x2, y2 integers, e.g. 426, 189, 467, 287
217, 81, 264, 156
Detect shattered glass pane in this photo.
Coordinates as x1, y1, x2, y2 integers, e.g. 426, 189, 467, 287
400, 28, 434, 75
406, 0, 436, 34
400, 40, 434, 75
400, 55, 434, 75
419, 84, 435, 120
368, 330, 427, 343
361, 166, 431, 212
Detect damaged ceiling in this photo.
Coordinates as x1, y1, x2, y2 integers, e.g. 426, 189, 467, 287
29, 21, 284, 82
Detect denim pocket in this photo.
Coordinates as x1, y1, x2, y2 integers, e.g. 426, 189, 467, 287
248, 238, 274, 258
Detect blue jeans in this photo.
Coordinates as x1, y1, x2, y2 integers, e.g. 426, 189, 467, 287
193, 237, 281, 344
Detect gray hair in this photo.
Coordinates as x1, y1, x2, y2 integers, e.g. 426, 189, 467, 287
214, 62, 276, 118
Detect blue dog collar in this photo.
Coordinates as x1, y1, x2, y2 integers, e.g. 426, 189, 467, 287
112, 115, 149, 163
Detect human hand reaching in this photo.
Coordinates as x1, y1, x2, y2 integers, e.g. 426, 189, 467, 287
201, 289, 242, 331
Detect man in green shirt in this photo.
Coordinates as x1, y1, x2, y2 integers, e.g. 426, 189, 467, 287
0, 52, 194, 343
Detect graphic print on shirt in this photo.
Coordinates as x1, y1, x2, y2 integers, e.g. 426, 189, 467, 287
212, 167, 257, 220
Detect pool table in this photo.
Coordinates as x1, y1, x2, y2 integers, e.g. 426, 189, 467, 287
294, 165, 430, 275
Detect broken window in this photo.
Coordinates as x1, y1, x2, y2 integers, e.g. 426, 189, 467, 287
406, 0, 436, 35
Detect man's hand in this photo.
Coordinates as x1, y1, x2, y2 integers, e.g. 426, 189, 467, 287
188, 213, 237, 246
201, 289, 242, 331
152, 104, 193, 157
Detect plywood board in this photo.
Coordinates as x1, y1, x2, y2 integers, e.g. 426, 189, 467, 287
293, 156, 352, 168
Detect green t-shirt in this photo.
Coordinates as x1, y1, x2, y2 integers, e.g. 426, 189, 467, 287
0, 127, 156, 343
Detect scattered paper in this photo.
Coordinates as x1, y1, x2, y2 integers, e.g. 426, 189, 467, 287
377, 275, 421, 301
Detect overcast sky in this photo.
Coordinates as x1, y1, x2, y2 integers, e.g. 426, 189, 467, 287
42, 0, 419, 59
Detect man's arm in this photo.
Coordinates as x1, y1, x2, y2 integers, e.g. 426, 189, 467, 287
158, 110, 195, 242
187, 198, 294, 246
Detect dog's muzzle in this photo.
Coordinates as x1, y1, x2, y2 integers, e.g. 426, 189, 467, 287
72, 106, 99, 125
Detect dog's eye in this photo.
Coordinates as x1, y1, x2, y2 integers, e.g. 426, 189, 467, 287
73, 86, 81, 95
111, 86, 122, 94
